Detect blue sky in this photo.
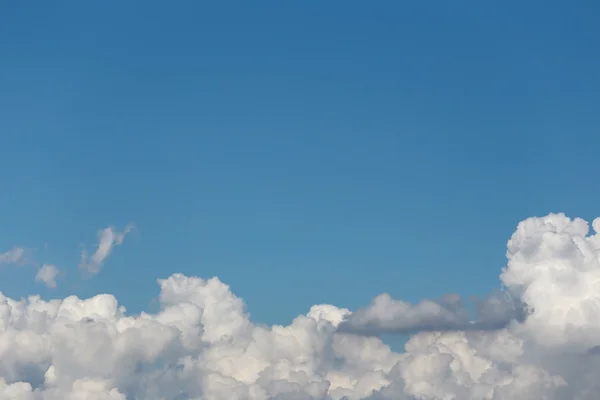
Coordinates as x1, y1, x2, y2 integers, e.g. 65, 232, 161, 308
0, 1, 598, 326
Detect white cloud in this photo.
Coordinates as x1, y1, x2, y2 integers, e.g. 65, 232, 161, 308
2, 213, 600, 398
35, 264, 59, 289
79, 224, 133, 277
0, 247, 26, 265
338, 290, 527, 335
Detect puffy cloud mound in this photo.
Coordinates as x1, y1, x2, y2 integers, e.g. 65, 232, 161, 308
1, 213, 600, 399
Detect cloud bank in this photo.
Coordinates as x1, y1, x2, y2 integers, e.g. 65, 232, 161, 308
0, 213, 599, 399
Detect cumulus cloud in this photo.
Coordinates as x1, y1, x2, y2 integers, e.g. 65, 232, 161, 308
79, 224, 133, 277
2, 213, 600, 398
35, 264, 59, 289
338, 290, 527, 336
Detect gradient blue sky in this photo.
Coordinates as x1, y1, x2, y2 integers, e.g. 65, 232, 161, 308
1, 2, 598, 325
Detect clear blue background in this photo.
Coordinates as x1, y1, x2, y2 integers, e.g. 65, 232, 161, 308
1, 2, 598, 326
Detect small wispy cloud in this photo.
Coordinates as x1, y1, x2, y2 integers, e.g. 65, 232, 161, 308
79, 224, 133, 277
0, 246, 27, 265
35, 264, 59, 288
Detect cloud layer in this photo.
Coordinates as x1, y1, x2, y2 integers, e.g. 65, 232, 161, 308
0, 213, 599, 399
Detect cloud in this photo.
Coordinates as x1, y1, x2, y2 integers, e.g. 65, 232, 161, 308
1, 213, 600, 398
338, 290, 528, 336
79, 224, 133, 277
35, 264, 59, 289
0, 247, 27, 265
